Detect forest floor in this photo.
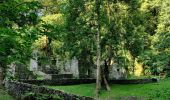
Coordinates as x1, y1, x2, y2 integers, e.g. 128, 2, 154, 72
0, 88, 13, 100
48, 78, 170, 100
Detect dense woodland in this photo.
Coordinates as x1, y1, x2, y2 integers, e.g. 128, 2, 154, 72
0, 0, 170, 98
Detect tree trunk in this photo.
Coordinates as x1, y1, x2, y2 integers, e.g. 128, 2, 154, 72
46, 36, 53, 66
103, 74, 111, 91
0, 69, 3, 87
0, 67, 4, 87
96, 28, 101, 97
95, 0, 101, 98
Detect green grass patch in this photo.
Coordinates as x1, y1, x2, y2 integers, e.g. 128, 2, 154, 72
48, 84, 96, 97
47, 78, 170, 100
0, 89, 13, 100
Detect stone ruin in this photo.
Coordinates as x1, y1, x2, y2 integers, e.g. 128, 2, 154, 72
7, 49, 126, 80
29, 50, 126, 80
30, 50, 38, 71
8, 61, 36, 80
55, 57, 79, 78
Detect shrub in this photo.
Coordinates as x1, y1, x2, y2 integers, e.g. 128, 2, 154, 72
22, 92, 63, 100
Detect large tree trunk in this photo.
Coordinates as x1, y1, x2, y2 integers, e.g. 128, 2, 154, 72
96, 30, 101, 97
95, 0, 101, 98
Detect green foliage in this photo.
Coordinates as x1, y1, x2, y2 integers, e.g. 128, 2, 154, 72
137, 0, 170, 75
0, 0, 41, 78
0, 0, 170, 79
0, 0, 41, 27
0, 28, 17, 65
21, 0, 170, 77
22, 92, 63, 100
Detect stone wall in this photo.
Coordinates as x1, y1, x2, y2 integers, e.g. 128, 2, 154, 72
18, 78, 158, 86
109, 78, 158, 84
5, 79, 157, 99
5, 80, 94, 100
8, 62, 36, 80
109, 63, 127, 79
30, 50, 38, 71
51, 74, 73, 80
57, 57, 79, 78
19, 79, 96, 86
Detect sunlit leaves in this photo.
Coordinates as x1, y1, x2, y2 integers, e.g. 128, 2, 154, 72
0, 0, 41, 71
32, 35, 47, 50
41, 14, 65, 26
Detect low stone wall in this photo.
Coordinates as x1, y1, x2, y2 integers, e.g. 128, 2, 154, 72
51, 74, 73, 80
19, 78, 158, 86
5, 81, 94, 100
19, 79, 96, 86
109, 78, 158, 84
5, 79, 157, 100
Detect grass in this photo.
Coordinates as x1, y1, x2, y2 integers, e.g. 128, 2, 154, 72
0, 88, 13, 100
48, 84, 96, 97
47, 78, 170, 100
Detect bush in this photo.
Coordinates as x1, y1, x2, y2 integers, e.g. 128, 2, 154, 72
22, 92, 63, 100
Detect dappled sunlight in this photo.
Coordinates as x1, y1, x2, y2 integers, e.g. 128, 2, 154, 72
134, 61, 143, 76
